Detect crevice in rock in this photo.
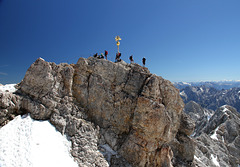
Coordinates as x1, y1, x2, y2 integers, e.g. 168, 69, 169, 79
137, 74, 152, 97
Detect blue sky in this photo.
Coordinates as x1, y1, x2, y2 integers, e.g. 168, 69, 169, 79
0, 0, 240, 84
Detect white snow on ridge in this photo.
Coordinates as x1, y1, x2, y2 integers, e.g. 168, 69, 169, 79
194, 155, 207, 167
223, 107, 228, 113
182, 82, 191, 85
203, 109, 213, 121
180, 91, 186, 96
210, 126, 219, 141
221, 105, 230, 117
211, 154, 220, 167
0, 115, 78, 167
0, 84, 16, 93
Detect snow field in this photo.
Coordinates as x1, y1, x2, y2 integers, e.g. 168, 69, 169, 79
211, 154, 220, 167
0, 115, 78, 167
0, 84, 16, 93
210, 126, 219, 141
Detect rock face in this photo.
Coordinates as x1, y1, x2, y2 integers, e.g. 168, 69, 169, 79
0, 57, 193, 167
1, 58, 108, 167
73, 57, 185, 166
184, 101, 214, 136
184, 101, 240, 167
0, 92, 21, 127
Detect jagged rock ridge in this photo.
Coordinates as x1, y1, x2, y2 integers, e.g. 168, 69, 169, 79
180, 85, 240, 112
0, 57, 194, 167
184, 101, 240, 167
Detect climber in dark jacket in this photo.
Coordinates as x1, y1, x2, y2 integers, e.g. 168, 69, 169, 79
115, 52, 122, 62
93, 53, 98, 58
129, 55, 134, 64
142, 57, 146, 67
105, 50, 108, 60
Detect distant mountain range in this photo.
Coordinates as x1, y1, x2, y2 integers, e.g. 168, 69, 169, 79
179, 85, 240, 112
174, 80, 240, 90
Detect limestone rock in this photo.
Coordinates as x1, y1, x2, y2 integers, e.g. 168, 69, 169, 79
73, 57, 185, 166
15, 58, 108, 166
185, 102, 240, 167
170, 132, 195, 167
183, 101, 214, 136
179, 112, 195, 136
1, 57, 191, 167
0, 92, 22, 127
19, 57, 74, 99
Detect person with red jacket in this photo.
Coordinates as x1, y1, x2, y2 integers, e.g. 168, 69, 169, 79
115, 52, 121, 62
104, 50, 108, 60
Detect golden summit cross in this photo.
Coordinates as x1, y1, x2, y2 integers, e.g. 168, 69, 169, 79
115, 35, 121, 53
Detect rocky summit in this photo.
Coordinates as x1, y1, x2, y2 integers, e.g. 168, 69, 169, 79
0, 57, 196, 167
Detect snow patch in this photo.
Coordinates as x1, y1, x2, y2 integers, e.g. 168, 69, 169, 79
0, 115, 78, 167
194, 155, 200, 161
210, 126, 219, 140
194, 155, 207, 167
38, 57, 45, 61
222, 106, 230, 117
221, 136, 225, 143
222, 105, 229, 112
211, 154, 220, 167
203, 109, 213, 121
182, 82, 191, 85
0, 84, 16, 93
190, 132, 196, 137
100, 144, 117, 164
180, 91, 186, 96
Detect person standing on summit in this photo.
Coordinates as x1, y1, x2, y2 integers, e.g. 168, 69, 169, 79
104, 50, 108, 60
142, 57, 146, 67
93, 53, 98, 58
129, 55, 134, 64
115, 52, 121, 62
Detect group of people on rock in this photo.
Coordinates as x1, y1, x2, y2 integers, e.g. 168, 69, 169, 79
93, 50, 108, 60
93, 51, 146, 67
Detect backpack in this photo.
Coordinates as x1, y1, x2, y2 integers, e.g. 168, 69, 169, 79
105, 50, 108, 56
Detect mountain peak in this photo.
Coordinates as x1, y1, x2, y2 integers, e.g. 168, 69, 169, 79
0, 57, 194, 167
